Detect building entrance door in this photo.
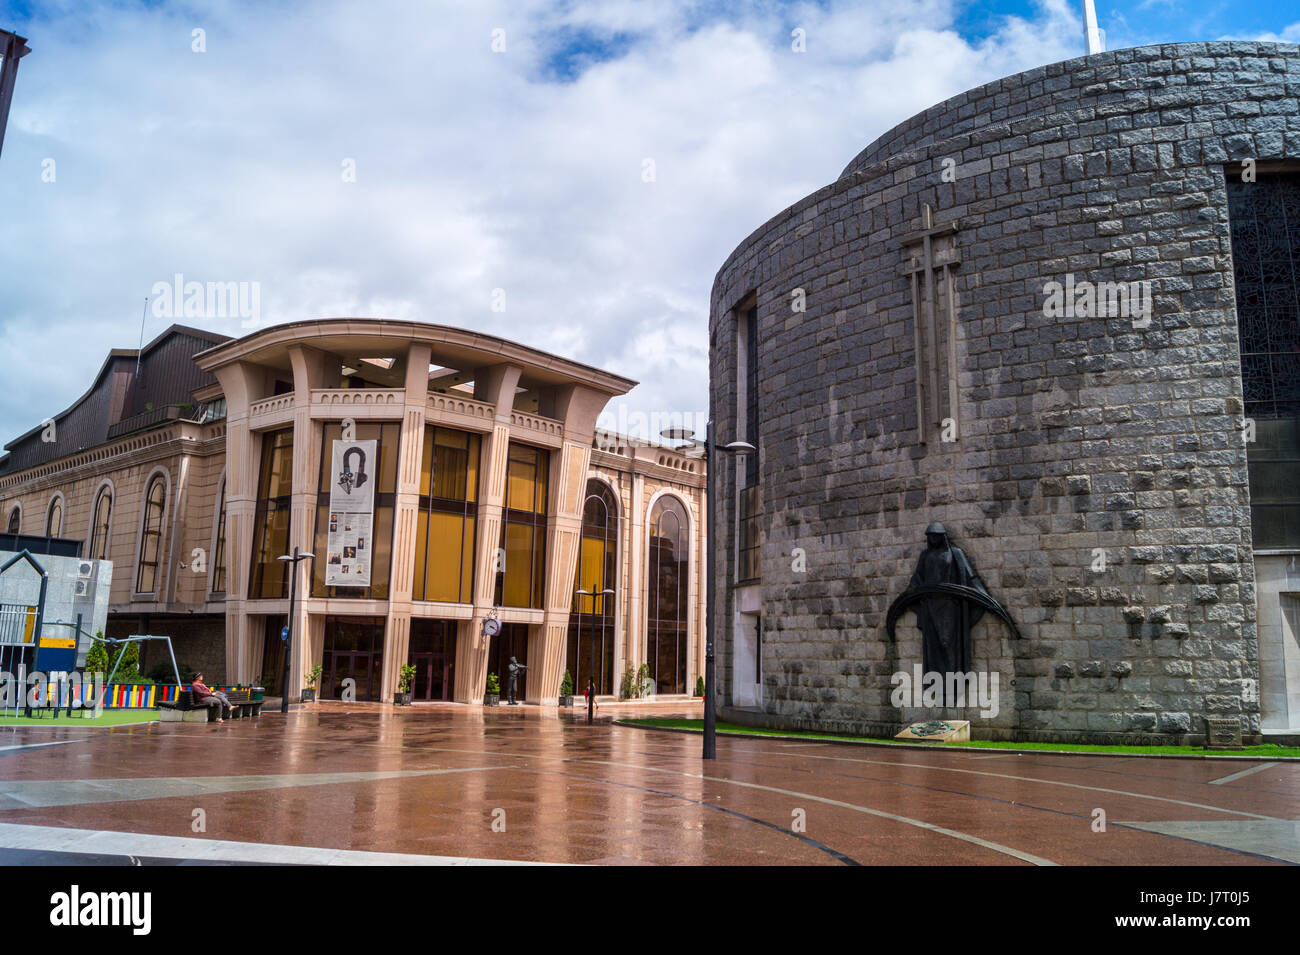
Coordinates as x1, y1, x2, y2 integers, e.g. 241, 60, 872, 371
411, 651, 453, 701
408, 619, 456, 701
321, 617, 385, 702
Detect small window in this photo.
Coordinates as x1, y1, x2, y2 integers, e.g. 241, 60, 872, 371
45, 497, 63, 537
6, 506, 19, 534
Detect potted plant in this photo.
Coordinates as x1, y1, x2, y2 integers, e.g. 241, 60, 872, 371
395, 663, 416, 706
559, 669, 574, 707
303, 664, 322, 703
484, 672, 500, 706
695, 676, 705, 698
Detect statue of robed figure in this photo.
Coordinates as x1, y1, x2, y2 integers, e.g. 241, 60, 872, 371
885, 523, 1020, 704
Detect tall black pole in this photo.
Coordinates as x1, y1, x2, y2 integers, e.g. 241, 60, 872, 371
280, 546, 298, 714
704, 419, 717, 759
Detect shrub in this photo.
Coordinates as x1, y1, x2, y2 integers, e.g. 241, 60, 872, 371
695, 675, 706, 697
147, 660, 195, 684
486, 672, 500, 694
398, 663, 417, 693
560, 669, 574, 696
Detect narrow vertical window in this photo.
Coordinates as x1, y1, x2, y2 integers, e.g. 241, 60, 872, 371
5, 506, 19, 534
136, 476, 167, 593
211, 480, 227, 594
738, 302, 761, 582
45, 497, 62, 537
89, 487, 112, 560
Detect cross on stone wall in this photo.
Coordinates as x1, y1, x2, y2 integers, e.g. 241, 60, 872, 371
900, 204, 961, 446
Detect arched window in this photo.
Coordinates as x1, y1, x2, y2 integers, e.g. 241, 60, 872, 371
136, 475, 167, 594
89, 487, 112, 560
211, 479, 227, 594
45, 496, 63, 537
6, 505, 20, 534
568, 480, 618, 694
647, 495, 690, 695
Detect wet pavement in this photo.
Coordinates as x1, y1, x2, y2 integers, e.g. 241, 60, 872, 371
0, 702, 1296, 865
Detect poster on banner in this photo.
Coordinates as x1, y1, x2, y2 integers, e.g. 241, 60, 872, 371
325, 439, 376, 587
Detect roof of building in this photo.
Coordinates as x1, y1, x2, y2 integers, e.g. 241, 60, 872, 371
0, 324, 230, 475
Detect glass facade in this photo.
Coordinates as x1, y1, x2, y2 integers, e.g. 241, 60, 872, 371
495, 443, 548, 608
412, 426, 480, 603
135, 475, 166, 593
311, 422, 399, 599
567, 480, 617, 694
1227, 172, 1300, 549
248, 429, 294, 599
647, 495, 689, 695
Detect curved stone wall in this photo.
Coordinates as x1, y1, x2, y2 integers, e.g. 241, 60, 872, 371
710, 41, 1300, 744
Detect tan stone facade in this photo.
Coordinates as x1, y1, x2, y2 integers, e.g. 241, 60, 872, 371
0, 321, 706, 706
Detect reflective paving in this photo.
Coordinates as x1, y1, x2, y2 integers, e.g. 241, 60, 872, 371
0, 703, 1296, 865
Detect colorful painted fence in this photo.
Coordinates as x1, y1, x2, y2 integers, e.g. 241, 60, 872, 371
30, 682, 259, 709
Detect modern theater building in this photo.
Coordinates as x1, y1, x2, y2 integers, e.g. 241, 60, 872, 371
0, 320, 706, 705
710, 41, 1300, 744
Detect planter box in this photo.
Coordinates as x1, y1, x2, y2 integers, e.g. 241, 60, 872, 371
484, 693, 499, 707
559, 695, 574, 707
394, 692, 412, 706
301, 688, 316, 702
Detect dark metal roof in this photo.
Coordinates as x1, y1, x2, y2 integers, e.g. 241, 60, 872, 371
0, 324, 231, 476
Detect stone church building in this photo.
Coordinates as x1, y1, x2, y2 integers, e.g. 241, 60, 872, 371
710, 41, 1300, 744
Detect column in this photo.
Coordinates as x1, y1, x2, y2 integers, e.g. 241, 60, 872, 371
382, 341, 430, 702
213, 363, 267, 684
454, 364, 520, 702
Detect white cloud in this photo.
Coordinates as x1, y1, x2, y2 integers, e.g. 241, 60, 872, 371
1, 0, 1092, 441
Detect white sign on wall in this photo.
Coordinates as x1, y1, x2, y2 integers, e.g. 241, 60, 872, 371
325, 439, 376, 587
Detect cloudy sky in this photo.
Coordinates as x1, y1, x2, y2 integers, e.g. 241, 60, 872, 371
1, 0, 1298, 442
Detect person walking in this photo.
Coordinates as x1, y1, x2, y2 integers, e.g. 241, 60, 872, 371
585, 677, 596, 723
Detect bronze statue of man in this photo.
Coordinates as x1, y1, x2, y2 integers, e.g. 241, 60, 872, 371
909, 522, 988, 682
506, 656, 528, 705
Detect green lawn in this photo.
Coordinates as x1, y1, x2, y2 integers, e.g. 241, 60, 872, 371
622, 717, 1300, 759
0, 709, 159, 727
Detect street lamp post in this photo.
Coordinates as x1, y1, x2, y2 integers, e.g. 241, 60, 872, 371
277, 546, 315, 714
575, 587, 590, 691
598, 587, 614, 694
661, 425, 754, 760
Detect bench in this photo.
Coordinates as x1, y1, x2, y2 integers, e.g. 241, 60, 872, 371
159, 687, 264, 722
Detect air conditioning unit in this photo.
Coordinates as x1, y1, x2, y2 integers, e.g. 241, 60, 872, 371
74, 579, 91, 597
77, 561, 93, 578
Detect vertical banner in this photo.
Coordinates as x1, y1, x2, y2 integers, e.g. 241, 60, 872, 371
325, 439, 377, 587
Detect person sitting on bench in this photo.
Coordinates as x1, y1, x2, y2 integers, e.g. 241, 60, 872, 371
191, 674, 231, 723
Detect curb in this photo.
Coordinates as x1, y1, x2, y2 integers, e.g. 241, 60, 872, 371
614, 720, 1300, 761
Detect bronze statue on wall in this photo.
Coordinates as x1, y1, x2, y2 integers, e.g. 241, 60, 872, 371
885, 523, 1019, 702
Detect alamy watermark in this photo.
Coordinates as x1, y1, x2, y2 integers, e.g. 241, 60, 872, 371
150, 273, 260, 328
890, 666, 1000, 718
1042, 273, 1152, 327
